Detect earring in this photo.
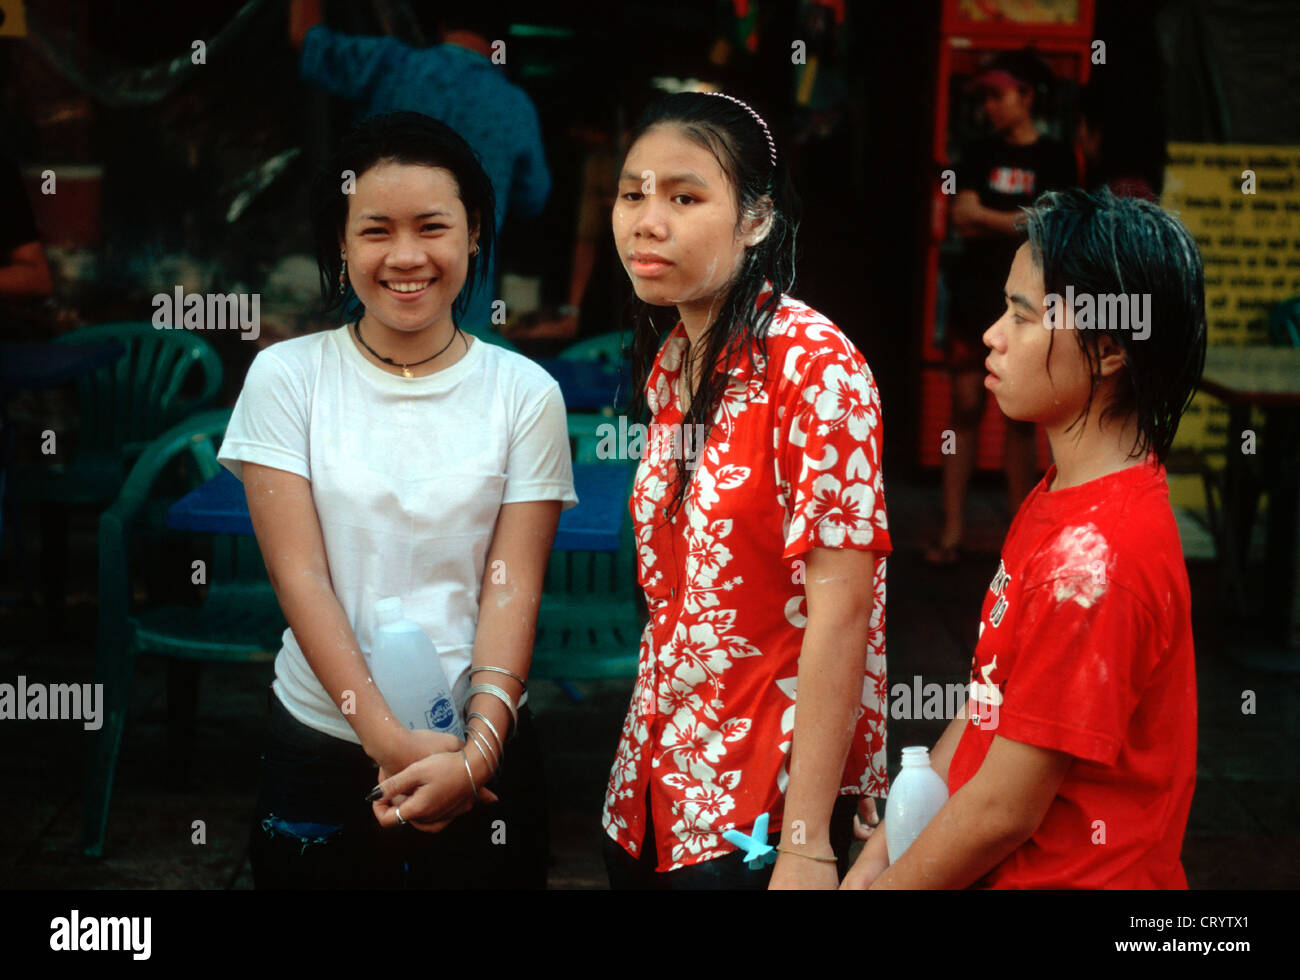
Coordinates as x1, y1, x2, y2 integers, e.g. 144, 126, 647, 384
469, 244, 479, 256
339, 253, 347, 295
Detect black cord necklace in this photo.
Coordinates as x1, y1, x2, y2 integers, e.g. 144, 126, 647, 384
354, 319, 464, 377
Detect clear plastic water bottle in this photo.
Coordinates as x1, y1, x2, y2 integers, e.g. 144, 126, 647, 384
884, 746, 949, 862
367, 596, 462, 737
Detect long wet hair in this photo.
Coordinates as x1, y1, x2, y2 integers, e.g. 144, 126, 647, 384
624, 92, 801, 519
1021, 186, 1206, 463
309, 111, 496, 325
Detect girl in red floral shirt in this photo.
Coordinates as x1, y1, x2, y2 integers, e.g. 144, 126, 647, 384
601, 92, 892, 889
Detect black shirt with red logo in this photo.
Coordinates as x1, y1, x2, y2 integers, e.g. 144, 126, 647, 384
948, 136, 1078, 338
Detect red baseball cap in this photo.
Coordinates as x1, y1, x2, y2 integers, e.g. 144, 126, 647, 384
965, 49, 1054, 96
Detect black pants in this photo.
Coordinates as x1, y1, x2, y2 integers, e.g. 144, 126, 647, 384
249, 690, 549, 889
603, 793, 859, 890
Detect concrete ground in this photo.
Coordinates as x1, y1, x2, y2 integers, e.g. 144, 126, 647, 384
1, 476, 1296, 889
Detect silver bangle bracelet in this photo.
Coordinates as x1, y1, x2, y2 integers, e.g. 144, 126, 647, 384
466, 683, 518, 734
467, 711, 505, 756
466, 731, 496, 774
461, 749, 478, 797
469, 665, 527, 688
467, 722, 496, 769
466, 724, 500, 771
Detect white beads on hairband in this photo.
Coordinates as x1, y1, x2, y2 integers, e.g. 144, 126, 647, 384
703, 91, 777, 167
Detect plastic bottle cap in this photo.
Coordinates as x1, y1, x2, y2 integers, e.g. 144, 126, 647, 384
901, 745, 932, 766
375, 596, 404, 626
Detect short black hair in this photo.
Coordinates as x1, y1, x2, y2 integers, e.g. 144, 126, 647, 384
1021, 186, 1206, 463
309, 111, 496, 322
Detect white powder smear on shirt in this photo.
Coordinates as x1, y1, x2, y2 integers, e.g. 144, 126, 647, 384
1047, 523, 1111, 608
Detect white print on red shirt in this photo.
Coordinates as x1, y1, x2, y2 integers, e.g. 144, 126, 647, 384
971, 560, 1010, 729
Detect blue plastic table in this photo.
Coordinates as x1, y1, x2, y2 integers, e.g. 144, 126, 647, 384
166, 462, 632, 552
535, 359, 627, 412
0, 341, 126, 391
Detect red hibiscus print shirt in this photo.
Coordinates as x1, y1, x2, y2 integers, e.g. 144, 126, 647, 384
602, 293, 892, 871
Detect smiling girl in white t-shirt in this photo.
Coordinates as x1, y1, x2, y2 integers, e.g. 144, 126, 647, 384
219, 112, 575, 888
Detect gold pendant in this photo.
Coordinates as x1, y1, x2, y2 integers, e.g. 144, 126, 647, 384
402, 366, 412, 378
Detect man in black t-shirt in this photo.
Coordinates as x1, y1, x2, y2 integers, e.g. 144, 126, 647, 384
928, 49, 1078, 565
949, 136, 1076, 335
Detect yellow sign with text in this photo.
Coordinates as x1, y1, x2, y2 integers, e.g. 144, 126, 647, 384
0, 0, 27, 38
1161, 143, 1300, 510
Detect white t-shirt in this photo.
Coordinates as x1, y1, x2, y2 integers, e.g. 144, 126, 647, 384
218, 325, 577, 742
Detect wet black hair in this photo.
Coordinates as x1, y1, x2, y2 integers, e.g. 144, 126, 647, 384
623, 91, 801, 519
1020, 186, 1206, 463
310, 111, 496, 324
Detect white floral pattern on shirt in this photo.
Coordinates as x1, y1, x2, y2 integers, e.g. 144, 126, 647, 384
602, 294, 891, 871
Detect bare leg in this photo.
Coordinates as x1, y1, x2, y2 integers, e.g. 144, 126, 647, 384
933, 368, 986, 555
1003, 419, 1038, 517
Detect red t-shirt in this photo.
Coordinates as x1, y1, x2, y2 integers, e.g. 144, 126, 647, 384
947, 456, 1196, 889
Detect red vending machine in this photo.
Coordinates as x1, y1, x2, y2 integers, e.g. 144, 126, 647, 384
917, 0, 1096, 471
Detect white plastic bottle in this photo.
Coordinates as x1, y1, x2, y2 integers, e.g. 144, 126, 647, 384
367, 596, 462, 737
884, 746, 949, 862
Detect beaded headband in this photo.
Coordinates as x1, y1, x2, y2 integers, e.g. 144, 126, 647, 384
703, 91, 777, 167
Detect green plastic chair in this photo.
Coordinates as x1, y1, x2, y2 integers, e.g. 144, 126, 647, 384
13, 322, 224, 504
84, 409, 286, 858
530, 466, 643, 696
567, 411, 622, 464
9, 322, 223, 619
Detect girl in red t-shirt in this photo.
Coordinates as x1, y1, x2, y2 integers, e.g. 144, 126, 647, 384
844, 187, 1206, 889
